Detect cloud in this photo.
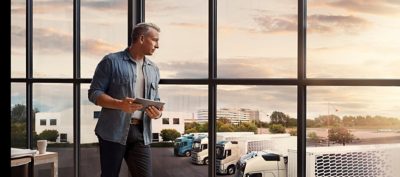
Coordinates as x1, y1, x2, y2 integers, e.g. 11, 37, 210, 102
81, 0, 126, 11
159, 57, 296, 78
81, 39, 122, 56
32, 27, 73, 54
253, 15, 297, 33
146, 0, 182, 14
11, 2, 25, 14
252, 13, 369, 34
308, 14, 370, 34
11, 26, 25, 47
170, 22, 207, 30
11, 25, 120, 57
325, 0, 400, 15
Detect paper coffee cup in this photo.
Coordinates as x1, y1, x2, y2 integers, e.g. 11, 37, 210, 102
37, 140, 48, 154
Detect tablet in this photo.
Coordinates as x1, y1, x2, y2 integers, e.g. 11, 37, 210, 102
133, 98, 165, 111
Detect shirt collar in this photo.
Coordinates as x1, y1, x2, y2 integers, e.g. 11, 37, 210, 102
123, 48, 151, 65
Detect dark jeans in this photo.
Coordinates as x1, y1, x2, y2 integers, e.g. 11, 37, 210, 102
97, 125, 152, 177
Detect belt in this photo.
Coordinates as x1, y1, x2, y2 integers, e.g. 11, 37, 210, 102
130, 118, 142, 125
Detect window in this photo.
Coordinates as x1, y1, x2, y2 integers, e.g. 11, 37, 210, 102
173, 118, 179, 125
50, 119, 57, 126
248, 173, 262, 177
162, 118, 169, 125
40, 119, 46, 126
10, 1, 400, 177
60, 133, 67, 143
93, 111, 100, 119
152, 133, 159, 142
226, 150, 231, 157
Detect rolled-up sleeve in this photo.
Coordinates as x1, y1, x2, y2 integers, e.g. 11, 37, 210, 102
88, 56, 112, 105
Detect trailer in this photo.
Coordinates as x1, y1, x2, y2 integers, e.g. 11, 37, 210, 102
237, 143, 400, 177
191, 132, 255, 165
216, 136, 295, 175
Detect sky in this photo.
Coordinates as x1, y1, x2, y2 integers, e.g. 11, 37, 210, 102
11, 0, 400, 121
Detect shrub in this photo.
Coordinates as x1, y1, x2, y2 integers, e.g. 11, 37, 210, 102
269, 124, 286, 134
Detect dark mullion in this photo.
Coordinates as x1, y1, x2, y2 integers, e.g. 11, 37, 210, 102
73, 84, 80, 177
128, 0, 144, 45
73, 0, 81, 176
216, 78, 298, 85
128, 0, 132, 45
306, 79, 400, 86
140, 0, 144, 22
26, 0, 33, 149
11, 78, 400, 86
298, 0, 307, 177
208, 0, 217, 177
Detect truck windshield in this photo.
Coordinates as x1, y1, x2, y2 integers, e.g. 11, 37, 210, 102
174, 139, 181, 148
192, 142, 201, 152
216, 147, 225, 159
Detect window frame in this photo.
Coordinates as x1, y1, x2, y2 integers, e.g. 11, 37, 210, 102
9, 0, 400, 177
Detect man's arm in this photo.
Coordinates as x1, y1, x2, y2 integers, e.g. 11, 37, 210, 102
96, 94, 142, 113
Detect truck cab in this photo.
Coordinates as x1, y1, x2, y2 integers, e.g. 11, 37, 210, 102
191, 136, 209, 165
216, 141, 241, 175
174, 134, 195, 157
236, 153, 287, 177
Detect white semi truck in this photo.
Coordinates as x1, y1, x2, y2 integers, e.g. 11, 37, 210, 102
237, 143, 400, 177
216, 136, 296, 175
191, 132, 255, 165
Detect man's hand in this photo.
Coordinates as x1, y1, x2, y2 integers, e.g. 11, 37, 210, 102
145, 106, 164, 119
121, 97, 143, 113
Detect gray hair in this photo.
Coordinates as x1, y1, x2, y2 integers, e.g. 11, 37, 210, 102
131, 22, 160, 43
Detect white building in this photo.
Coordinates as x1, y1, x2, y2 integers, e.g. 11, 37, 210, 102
35, 105, 189, 144
197, 108, 259, 125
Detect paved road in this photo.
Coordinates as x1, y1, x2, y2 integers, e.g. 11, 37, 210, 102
37, 147, 235, 177
152, 147, 235, 177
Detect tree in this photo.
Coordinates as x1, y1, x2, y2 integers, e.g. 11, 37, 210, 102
11, 104, 26, 123
160, 129, 181, 142
185, 122, 201, 133
270, 111, 290, 127
328, 126, 355, 146
268, 124, 286, 134
38, 129, 59, 142
218, 124, 234, 132
11, 104, 40, 147
288, 128, 297, 136
236, 122, 257, 133
314, 115, 341, 127
307, 132, 320, 143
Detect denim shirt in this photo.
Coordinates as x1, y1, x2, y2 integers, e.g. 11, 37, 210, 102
88, 48, 160, 145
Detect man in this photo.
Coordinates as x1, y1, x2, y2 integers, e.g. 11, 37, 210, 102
88, 22, 163, 177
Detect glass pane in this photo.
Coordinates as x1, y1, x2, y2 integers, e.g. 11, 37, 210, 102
217, 86, 297, 177
218, 0, 297, 78
11, 0, 26, 78
33, 0, 73, 78
81, 0, 127, 78
80, 84, 102, 176
146, 0, 208, 78
307, 87, 400, 176
33, 84, 73, 177
81, 84, 208, 177
157, 85, 208, 177
307, 0, 400, 78
11, 83, 27, 148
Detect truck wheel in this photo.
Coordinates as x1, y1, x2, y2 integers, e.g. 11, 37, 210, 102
185, 151, 191, 157
227, 165, 235, 175
203, 157, 208, 165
